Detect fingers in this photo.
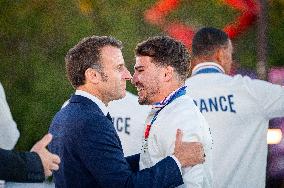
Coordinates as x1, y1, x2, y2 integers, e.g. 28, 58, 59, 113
38, 134, 53, 148
190, 142, 205, 164
45, 170, 52, 177
52, 154, 61, 164
45, 163, 59, 176
44, 163, 59, 177
31, 134, 53, 152
43, 152, 61, 177
175, 141, 205, 167
175, 129, 183, 149
30, 134, 61, 177
50, 163, 59, 171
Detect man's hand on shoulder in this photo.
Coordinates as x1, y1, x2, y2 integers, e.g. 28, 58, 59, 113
173, 129, 205, 167
31, 134, 61, 177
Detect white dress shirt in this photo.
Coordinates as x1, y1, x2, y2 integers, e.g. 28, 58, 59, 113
75, 90, 108, 116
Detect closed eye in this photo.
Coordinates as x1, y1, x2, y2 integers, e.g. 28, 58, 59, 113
117, 65, 124, 71
136, 69, 144, 73
134, 65, 144, 73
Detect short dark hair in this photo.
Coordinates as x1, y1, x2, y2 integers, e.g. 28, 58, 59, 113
135, 36, 190, 81
192, 27, 229, 57
65, 36, 122, 88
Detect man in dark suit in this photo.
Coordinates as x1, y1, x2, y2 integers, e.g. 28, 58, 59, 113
0, 133, 60, 182
49, 36, 204, 188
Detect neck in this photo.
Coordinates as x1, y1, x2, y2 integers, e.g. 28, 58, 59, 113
192, 56, 216, 66
153, 82, 184, 104
192, 56, 225, 72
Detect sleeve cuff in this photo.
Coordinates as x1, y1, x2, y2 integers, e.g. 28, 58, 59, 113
171, 155, 182, 175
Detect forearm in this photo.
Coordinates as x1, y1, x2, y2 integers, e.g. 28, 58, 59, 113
82, 128, 183, 187
123, 156, 183, 188
0, 149, 45, 182
125, 154, 140, 172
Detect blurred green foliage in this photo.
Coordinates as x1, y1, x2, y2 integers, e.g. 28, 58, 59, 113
0, 0, 283, 150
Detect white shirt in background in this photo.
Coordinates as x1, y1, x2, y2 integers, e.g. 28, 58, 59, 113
185, 62, 284, 188
108, 91, 150, 156
0, 82, 20, 149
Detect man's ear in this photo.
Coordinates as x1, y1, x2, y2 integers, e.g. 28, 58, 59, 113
216, 47, 229, 67
163, 66, 174, 82
85, 68, 100, 84
215, 48, 223, 63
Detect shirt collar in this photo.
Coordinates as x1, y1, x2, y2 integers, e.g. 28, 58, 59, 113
75, 90, 108, 116
191, 62, 225, 76
153, 85, 186, 106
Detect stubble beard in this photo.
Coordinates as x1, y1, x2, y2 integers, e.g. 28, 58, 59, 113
138, 85, 160, 105
100, 73, 126, 103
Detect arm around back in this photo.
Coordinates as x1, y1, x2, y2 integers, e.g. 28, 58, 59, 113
77, 117, 183, 188
125, 154, 140, 172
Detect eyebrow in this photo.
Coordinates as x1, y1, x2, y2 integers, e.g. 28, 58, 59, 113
116, 63, 124, 68
134, 65, 144, 70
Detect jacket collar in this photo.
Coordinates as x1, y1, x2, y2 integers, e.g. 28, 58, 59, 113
74, 90, 108, 116
69, 94, 108, 116
191, 62, 225, 76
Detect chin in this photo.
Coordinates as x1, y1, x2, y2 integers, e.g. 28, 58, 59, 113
121, 92, 126, 98
117, 91, 126, 100
138, 98, 150, 105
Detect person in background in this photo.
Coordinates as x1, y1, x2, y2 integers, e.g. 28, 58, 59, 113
132, 36, 213, 187
108, 91, 150, 156
0, 82, 20, 149
0, 133, 60, 182
185, 27, 284, 188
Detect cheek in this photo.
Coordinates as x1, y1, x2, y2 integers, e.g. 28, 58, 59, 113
134, 74, 144, 83
146, 77, 160, 88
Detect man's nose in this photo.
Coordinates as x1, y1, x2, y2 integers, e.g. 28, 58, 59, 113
131, 72, 138, 85
123, 68, 132, 81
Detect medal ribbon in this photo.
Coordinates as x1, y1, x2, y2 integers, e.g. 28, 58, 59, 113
144, 85, 187, 139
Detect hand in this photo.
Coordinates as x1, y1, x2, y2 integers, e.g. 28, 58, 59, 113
31, 134, 61, 177
173, 129, 205, 167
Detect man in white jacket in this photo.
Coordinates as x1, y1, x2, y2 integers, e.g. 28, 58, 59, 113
0, 82, 19, 149
185, 27, 284, 188
132, 36, 213, 188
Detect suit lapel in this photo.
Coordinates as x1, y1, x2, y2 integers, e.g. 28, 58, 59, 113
69, 94, 122, 148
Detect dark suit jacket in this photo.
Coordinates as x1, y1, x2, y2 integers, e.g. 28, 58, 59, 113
0, 149, 44, 182
49, 94, 183, 188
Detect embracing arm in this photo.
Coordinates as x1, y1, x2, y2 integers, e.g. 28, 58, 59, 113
0, 134, 60, 182
76, 120, 183, 188
125, 154, 140, 172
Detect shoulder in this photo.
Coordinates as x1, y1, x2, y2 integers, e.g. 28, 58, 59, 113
186, 73, 234, 86
171, 94, 197, 110
161, 94, 200, 119
50, 103, 113, 138
232, 75, 284, 97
